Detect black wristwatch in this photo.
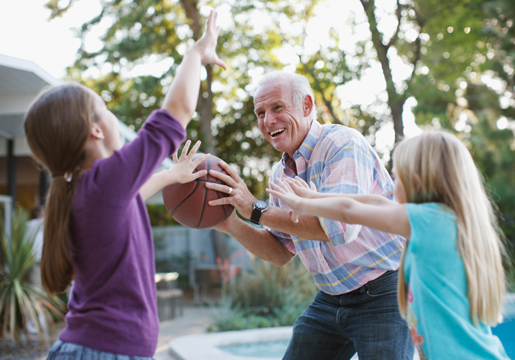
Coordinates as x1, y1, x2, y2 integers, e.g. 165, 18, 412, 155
251, 200, 269, 225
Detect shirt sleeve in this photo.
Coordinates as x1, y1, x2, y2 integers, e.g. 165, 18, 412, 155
312, 139, 380, 246
84, 109, 186, 204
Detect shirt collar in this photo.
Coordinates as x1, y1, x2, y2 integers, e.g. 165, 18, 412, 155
281, 120, 324, 167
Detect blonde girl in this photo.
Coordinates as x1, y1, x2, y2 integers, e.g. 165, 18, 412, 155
267, 130, 508, 360
24, 11, 225, 360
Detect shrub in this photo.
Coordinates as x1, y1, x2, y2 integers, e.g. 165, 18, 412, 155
0, 209, 66, 344
209, 256, 317, 331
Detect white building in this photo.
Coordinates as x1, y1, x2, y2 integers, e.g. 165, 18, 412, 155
0, 53, 170, 211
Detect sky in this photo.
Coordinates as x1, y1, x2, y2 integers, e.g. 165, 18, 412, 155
0, 0, 422, 158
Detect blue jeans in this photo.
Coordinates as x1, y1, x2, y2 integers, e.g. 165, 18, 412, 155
283, 270, 414, 360
47, 340, 154, 360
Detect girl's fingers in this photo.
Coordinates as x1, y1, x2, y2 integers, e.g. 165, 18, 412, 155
274, 179, 288, 192
268, 183, 282, 193
207, 10, 216, 32
173, 152, 178, 163
193, 153, 210, 167
291, 176, 307, 188
265, 188, 282, 199
283, 179, 294, 193
215, 57, 227, 70
192, 170, 208, 179
309, 181, 317, 191
180, 140, 192, 159
187, 140, 202, 159
287, 180, 302, 193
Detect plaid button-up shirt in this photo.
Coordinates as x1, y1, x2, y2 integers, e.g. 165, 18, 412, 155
265, 120, 405, 295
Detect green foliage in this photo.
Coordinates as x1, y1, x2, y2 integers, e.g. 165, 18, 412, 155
208, 256, 317, 332
147, 203, 178, 227
506, 264, 515, 293
47, 0, 515, 286
0, 209, 66, 344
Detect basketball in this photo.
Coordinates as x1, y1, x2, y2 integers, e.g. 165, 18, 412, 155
162, 153, 234, 229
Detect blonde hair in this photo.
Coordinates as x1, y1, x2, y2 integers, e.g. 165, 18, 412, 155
24, 83, 96, 294
393, 130, 505, 326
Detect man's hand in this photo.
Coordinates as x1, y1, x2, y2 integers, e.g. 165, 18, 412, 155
205, 160, 256, 219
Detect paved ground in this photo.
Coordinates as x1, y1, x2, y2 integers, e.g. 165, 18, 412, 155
154, 306, 212, 360
0, 305, 211, 360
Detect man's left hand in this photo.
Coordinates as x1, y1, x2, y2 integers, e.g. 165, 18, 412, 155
206, 161, 257, 219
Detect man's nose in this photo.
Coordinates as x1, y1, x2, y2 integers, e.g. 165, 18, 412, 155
263, 112, 276, 126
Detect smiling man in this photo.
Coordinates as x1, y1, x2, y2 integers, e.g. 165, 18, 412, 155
206, 71, 414, 360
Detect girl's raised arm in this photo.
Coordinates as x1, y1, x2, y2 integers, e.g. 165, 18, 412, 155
267, 178, 411, 239
161, 10, 226, 128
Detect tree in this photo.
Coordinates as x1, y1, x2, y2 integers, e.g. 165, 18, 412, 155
353, 0, 488, 143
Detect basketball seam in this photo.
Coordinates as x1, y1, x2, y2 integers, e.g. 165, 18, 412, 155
196, 160, 209, 229
169, 180, 199, 216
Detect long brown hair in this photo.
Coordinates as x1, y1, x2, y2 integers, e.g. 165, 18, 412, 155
24, 83, 96, 294
394, 131, 505, 326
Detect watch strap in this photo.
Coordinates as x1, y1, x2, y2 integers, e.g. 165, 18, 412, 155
251, 207, 262, 224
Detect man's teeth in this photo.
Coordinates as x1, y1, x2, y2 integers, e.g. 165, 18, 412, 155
270, 128, 285, 136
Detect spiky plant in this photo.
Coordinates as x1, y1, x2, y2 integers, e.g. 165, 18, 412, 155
0, 208, 66, 345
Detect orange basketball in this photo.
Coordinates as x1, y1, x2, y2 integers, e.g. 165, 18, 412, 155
162, 154, 234, 229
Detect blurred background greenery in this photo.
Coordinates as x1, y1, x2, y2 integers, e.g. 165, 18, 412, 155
44, 0, 515, 285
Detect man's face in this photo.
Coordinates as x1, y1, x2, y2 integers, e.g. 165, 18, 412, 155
254, 81, 312, 158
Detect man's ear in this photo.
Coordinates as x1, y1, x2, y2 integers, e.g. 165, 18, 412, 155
302, 95, 314, 118
90, 123, 105, 140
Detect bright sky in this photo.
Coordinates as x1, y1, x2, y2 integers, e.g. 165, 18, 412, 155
0, 0, 422, 158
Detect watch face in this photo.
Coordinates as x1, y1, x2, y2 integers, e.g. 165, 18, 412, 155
254, 200, 268, 211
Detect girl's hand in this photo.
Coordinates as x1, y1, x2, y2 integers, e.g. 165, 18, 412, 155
169, 140, 210, 184
191, 10, 227, 70
266, 178, 304, 223
286, 176, 319, 198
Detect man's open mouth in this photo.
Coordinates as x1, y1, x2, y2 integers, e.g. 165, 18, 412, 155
269, 128, 285, 137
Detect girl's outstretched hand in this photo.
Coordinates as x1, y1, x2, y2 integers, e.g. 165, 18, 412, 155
192, 10, 227, 70
170, 140, 210, 184
285, 176, 319, 198
266, 178, 304, 223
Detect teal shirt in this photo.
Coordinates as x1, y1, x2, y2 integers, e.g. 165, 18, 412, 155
404, 203, 509, 360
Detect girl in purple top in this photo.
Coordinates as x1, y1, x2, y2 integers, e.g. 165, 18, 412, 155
23, 10, 226, 359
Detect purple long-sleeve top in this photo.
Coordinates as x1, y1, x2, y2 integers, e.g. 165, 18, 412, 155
59, 109, 186, 357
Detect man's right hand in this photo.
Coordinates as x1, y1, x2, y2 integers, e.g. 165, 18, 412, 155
205, 160, 256, 220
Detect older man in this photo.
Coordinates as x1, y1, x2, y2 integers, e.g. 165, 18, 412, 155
206, 71, 414, 360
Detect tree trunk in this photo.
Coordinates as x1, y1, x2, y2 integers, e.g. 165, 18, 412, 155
180, 0, 216, 155
391, 100, 406, 144
198, 65, 216, 155
180, 0, 225, 260
361, 0, 407, 143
